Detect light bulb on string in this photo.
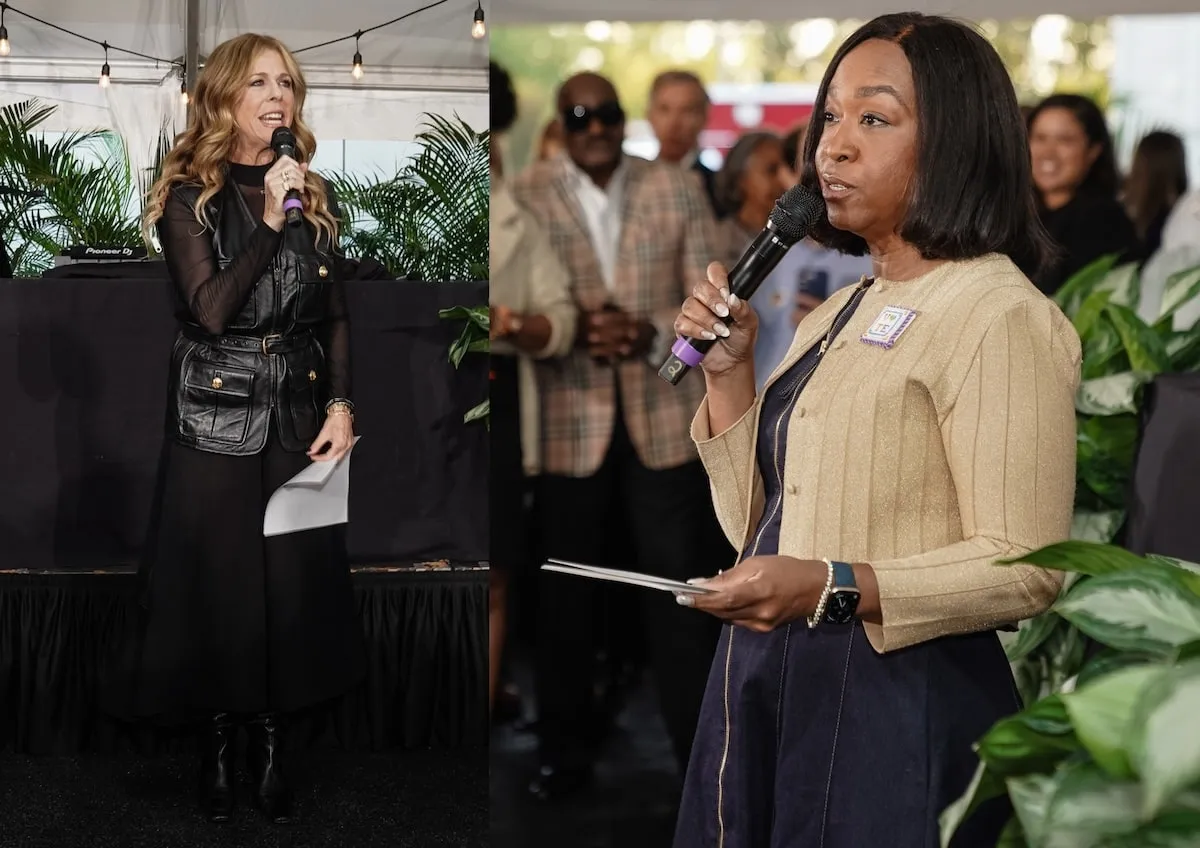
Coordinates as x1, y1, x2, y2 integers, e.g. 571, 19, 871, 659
0, 2, 11, 57
471, 2, 486, 39
99, 41, 111, 87
180, 78, 189, 105
351, 31, 364, 80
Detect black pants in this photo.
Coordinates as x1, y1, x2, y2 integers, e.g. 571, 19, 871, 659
534, 407, 732, 770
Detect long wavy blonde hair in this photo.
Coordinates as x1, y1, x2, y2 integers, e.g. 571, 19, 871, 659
144, 33, 339, 250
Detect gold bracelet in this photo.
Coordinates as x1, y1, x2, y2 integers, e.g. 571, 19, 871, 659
326, 401, 354, 419
807, 558, 835, 628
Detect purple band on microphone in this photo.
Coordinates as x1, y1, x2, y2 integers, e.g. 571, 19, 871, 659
671, 337, 705, 367
282, 197, 303, 213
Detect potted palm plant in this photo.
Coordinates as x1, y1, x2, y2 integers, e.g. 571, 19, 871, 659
0, 99, 146, 276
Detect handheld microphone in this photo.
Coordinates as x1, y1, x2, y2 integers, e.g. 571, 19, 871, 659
658, 184, 825, 386
269, 126, 304, 228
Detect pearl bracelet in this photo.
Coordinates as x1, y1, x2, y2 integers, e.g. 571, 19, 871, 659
807, 558, 835, 628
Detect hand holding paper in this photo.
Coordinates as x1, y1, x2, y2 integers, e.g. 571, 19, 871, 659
540, 558, 715, 594
263, 435, 361, 536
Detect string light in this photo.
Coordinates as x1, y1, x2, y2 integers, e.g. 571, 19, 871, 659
471, 1, 485, 40
180, 72, 189, 105
99, 41, 110, 87
0, 0, 470, 86
0, 2, 11, 57
351, 30, 364, 80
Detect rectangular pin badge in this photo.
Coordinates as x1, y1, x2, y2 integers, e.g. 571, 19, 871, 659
861, 306, 917, 349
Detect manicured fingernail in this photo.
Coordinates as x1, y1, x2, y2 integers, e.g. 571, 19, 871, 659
729, 294, 740, 308
686, 578, 710, 585
701, 330, 717, 340
720, 287, 730, 302
714, 301, 730, 318
713, 322, 730, 338
675, 594, 694, 607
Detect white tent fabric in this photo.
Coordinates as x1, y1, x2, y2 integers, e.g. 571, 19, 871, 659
494, 0, 1196, 24
0, 0, 489, 170
18, 0, 490, 68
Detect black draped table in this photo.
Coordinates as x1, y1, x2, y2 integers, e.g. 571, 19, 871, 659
1126, 373, 1200, 563
0, 272, 490, 753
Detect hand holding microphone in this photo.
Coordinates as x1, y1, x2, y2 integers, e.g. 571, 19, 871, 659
659, 185, 825, 385
266, 126, 306, 230
672, 263, 759, 378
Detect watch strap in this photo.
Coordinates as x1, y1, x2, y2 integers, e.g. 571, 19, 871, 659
830, 560, 856, 589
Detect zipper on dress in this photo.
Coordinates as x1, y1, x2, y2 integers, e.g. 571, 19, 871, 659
714, 281, 870, 847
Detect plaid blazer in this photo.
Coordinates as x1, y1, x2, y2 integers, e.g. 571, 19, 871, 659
510, 154, 720, 478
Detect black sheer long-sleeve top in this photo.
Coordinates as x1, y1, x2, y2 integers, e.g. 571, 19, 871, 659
157, 162, 354, 456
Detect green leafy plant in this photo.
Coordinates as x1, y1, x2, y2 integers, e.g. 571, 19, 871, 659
438, 304, 489, 426
0, 98, 146, 275
327, 113, 489, 282
941, 541, 1200, 848
1004, 256, 1200, 707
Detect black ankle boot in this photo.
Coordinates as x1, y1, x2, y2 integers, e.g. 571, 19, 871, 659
246, 712, 293, 823
198, 712, 236, 822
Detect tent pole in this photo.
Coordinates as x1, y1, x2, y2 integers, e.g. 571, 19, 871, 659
185, 0, 199, 92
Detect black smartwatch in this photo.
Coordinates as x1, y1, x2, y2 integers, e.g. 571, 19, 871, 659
823, 561, 861, 625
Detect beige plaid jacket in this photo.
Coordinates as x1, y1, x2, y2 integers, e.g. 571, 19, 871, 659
509, 154, 720, 478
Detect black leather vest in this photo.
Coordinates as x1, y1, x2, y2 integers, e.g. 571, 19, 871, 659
166, 179, 337, 456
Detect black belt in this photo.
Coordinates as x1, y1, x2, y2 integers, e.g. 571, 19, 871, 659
181, 325, 312, 356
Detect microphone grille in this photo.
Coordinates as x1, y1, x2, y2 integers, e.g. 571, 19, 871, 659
270, 126, 296, 150
768, 185, 825, 245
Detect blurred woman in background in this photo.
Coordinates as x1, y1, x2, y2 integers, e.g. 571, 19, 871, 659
1027, 93, 1140, 294
714, 132, 795, 385
1124, 130, 1189, 261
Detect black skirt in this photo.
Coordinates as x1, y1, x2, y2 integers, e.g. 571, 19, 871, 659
106, 426, 367, 722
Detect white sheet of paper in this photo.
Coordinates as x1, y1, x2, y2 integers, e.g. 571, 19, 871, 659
541, 558, 715, 595
263, 436, 361, 537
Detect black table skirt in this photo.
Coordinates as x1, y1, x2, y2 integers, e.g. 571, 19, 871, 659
0, 566, 487, 755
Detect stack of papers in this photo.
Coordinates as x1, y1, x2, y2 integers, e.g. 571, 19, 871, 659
541, 558, 715, 594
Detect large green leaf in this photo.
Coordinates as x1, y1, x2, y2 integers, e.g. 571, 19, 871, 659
1073, 289, 1113, 341
1075, 414, 1140, 509
1075, 649, 1165, 689
1128, 659, 1200, 818
939, 762, 1007, 848
976, 695, 1078, 776
1070, 510, 1125, 544
1040, 762, 1144, 848
1164, 330, 1200, 373
1054, 253, 1122, 318
1061, 664, 1167, 778
1006, 772, 1059, 847
1156, 265, 1200, 325
1097, 810, 1200, 848
1103, 303, 1172, 374
998, 541, 1151, 578
1054, 570, 1200, 656
1006, 613, 1064, 663
1076, 372, 1153, 416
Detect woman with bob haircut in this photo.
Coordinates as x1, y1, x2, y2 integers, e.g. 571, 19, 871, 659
669, 13, 1080, 847
111, 33, 367, 824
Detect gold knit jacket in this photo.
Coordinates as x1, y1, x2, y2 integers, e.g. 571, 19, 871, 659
692, 254, 1082, 653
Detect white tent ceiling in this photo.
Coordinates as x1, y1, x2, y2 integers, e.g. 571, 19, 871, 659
12, 0, 490, 68
494, 0, 1197, 24
0, 0, 489, 171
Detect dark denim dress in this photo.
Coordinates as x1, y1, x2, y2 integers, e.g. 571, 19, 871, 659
673, 281, 1019, 847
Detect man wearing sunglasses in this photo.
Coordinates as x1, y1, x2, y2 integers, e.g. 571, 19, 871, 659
510, 71, 729, 802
